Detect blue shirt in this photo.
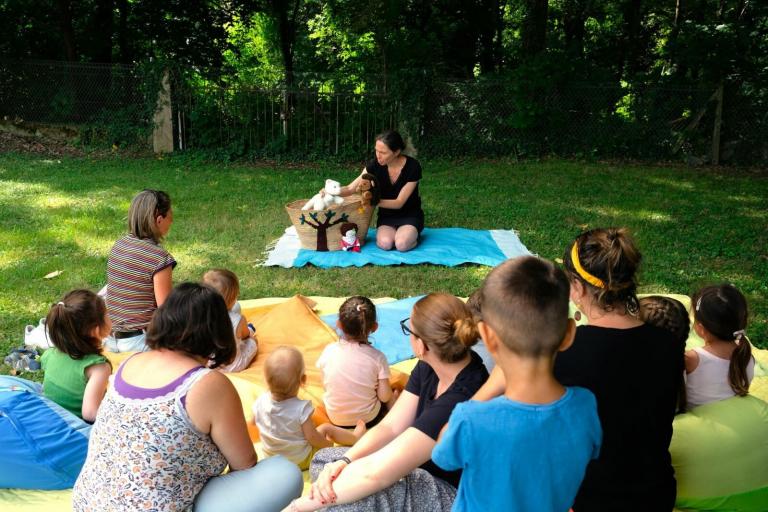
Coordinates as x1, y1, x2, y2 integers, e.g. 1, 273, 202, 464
432, 387, 602, 512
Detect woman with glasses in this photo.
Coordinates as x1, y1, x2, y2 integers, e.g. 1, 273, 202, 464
105, 189, 176, 352
285, 293, 488, 512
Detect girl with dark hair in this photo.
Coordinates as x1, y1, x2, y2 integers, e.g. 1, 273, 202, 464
41, 289, 112, 422
317, 296, 394, 430
474, 228, 684, 512
105, 189, 176, 352
287, 293, 488, 512
73, 283, 303, 512
686, 284, 755, 409
336, 130, 424, 252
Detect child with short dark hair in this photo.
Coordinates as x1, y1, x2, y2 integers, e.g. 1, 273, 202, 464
202, 269, 258, 372
686, 284, 755, 409
317, 296, 394, 428
433, 256, 602, 511
254, 346, 366, 470
41, 289, 112, 422
640, 295, 690, 412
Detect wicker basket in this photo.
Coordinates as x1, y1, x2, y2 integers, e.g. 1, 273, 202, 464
285, 194, 375, 251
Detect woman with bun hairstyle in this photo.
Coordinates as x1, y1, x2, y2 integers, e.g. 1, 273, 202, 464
336, 130, 424, 252
474, 228, 684, 512
286, 293, 489, 512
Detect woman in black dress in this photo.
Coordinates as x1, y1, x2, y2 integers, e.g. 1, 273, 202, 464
339, 130, 424, 252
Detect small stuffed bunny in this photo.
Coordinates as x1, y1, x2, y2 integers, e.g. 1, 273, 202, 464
302, 179, 345, 211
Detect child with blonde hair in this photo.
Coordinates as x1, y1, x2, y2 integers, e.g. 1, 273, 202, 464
686, 284, 755, 409
202, 269, 258, 372
41, 289, 112, 422
317, 296, 394, 428
254, 346, 365, 470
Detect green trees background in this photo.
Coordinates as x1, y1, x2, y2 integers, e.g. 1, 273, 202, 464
1, 0, 766, 162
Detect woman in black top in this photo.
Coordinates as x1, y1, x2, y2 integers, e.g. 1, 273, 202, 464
338, 130, 424, 252
474, 228, 684, 512
287, 293, 488, 512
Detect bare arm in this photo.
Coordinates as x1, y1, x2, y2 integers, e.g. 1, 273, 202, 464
376, 378, 393, 404
187, 371, 258, 471
302, 418, 334, 450
684, 349, 699, 374
153, 266, 173, 307
338, 168, 367, 197
81, 362, 111, 422
235, 316, 250, 340
378, 180, 417, 210
344, 389, 418, 460
472, 364, 506, 401
293, 428, 435, 510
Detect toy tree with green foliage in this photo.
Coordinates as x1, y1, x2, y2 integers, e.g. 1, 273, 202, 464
299, 210, 349, 251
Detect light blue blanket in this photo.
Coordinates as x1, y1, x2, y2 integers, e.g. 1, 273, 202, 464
320, 296, 424, 365
263, 227, 531, 268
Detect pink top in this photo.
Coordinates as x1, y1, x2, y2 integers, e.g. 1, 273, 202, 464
317, 339, 390, 426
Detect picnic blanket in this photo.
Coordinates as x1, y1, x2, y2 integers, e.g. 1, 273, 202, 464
262, 227, 531, 268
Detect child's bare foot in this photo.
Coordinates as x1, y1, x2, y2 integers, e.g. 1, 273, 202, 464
353, 419, 367, 440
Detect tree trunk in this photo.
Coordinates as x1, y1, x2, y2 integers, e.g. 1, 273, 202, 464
521, 0, 548, 58
93, 0, 114, 63
117, 0, 130, 63
619, 0, 643, 78
478, 0, 502, 73
55, 0, 77, 61
562, 0, 586, 59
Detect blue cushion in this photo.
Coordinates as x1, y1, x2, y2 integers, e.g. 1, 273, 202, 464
0, 376, 90, 490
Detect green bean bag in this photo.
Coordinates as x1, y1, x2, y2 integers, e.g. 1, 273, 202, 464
671, 375, 768, 511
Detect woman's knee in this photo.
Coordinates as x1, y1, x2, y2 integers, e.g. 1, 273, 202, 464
377, 235, 395, 250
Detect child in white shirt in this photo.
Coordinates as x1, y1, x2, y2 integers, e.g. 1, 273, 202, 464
317, 296, 395, 428
202, 269, 258, 372
253, 346, 365, 469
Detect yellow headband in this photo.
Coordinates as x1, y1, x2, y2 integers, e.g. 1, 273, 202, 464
571, 243, 605, 288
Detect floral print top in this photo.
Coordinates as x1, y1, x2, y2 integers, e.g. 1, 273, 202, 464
72, 361, 227, 511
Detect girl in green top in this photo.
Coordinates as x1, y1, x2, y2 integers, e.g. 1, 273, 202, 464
41, 290, 112, 422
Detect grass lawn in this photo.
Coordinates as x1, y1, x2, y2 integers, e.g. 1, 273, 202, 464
1, 153, 766, 378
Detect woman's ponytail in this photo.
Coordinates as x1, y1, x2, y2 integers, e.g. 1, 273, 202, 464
453, 318, 479, 349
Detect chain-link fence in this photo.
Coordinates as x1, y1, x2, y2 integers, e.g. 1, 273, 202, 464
1, 60, 766, 165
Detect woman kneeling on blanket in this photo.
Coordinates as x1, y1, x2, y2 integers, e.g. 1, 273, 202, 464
286, 293, 489, 512
73, 283, 302, 512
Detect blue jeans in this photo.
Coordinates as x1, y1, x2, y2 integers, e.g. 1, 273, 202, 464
103, 332, 147, 353
194, 455, 303, 512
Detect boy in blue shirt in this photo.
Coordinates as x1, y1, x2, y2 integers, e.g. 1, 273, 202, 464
433, 256, 602, 512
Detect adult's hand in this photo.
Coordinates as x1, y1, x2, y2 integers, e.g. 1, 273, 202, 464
310, 459, 348, 504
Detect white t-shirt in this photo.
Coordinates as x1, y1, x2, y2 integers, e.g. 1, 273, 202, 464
316, 339, 390, 426
686, 346, 755, 410
252, 393, 313, 464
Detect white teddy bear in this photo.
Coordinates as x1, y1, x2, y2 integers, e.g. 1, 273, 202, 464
302, 179, 345, 211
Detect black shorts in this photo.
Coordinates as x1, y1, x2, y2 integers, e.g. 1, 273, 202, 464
377, 215, 424, 233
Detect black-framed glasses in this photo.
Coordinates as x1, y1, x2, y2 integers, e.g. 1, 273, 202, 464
400, 317, 422, 338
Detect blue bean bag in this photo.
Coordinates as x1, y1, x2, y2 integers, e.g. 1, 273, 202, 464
0, 376, 91, 490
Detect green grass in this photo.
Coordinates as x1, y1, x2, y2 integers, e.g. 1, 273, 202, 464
1, 153, 766, 378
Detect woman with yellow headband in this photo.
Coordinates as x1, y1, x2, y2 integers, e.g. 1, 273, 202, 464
474, 228, 684, 512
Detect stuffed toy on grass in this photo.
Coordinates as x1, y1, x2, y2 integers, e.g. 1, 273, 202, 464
302, 179, 344, 211
339, 222, 361, 252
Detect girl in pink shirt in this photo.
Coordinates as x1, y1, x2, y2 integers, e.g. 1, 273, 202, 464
317, 296, 395, 428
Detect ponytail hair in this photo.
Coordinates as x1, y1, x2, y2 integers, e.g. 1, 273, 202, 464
338, 296, 377, 343
412, 293, 478, 363
563, 227, 641, 315
693, 284, 752, 396
45, 289, 107, 359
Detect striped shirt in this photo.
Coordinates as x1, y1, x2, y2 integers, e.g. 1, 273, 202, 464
106, 234, 176, 331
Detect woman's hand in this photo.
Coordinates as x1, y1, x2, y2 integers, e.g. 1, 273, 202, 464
310, 459, 348, 504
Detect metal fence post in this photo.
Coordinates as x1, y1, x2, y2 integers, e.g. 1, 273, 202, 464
711, 82, 724, 165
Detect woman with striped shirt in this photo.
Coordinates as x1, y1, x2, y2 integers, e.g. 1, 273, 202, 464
105, 189, 175, 352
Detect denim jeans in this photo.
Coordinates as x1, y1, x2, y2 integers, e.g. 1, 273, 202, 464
103, 332, 147, 353
194, 455, 303, 512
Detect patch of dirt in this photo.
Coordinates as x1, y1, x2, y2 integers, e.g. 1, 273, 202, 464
0, 131, 86, 158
